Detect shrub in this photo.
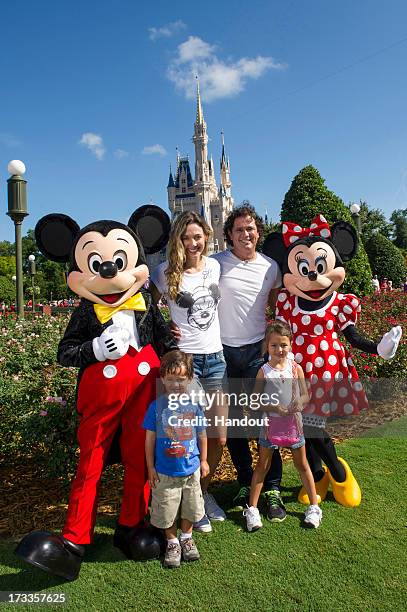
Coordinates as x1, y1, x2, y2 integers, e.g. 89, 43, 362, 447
0, 315, 78, 482
365, 233, 407, 287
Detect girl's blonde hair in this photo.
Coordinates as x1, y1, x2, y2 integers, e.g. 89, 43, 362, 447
165, 211, 212, 300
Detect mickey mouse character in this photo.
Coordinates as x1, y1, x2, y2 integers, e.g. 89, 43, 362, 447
16, 205, 176, 580
263, 215, 402, 507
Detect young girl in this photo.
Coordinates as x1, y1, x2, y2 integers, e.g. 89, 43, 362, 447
150, 211, 226, 532
244, 322, 322, 531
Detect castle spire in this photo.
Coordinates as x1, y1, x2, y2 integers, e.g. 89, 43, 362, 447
195, 76, 204, 125
220, 129, 226, 168
167, 164, 174, 188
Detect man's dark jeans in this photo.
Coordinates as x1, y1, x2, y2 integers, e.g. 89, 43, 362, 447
223, 341, 282, 491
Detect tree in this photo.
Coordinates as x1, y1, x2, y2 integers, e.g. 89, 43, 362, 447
365, 233, 406, 286
352, 201, 392, 242
281, 165, 373, 295
0, 241, 14, 256
0, 256, 15, 277
390, 209, 407, 249
0, 276, 15, 304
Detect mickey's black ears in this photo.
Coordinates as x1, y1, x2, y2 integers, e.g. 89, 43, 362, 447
330, 221, 358, 262
35, 214, 80, 263
128, 205, 171, 255
262, 232, 286, 267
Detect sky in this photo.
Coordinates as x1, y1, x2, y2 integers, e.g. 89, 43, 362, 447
1, 0, 407, 242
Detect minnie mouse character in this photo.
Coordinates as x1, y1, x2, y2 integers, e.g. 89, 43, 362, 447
16, 205, 176, 580
263, 215, 402, 507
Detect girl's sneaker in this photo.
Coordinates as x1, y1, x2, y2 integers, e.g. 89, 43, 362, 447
304, 504, 322, 528
243, 506, 263, 532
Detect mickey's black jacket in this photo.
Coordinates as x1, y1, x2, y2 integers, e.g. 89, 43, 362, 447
57, 287, 177, 374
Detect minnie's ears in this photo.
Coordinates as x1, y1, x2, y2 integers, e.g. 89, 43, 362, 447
262, 232, 286, 267
330, 221, 358, 262
128, 205, 171, 255
35, 214, 80, 262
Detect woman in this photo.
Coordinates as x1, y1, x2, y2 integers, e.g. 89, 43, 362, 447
150, 211, 227, 532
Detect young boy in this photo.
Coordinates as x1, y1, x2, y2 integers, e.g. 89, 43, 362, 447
143, 350, 209, 568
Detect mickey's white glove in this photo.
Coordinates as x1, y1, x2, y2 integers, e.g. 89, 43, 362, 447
377, 326, 402, 360
93, 325, 131, 361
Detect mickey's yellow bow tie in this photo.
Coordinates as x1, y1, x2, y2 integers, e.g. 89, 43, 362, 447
94, 292, 146, 324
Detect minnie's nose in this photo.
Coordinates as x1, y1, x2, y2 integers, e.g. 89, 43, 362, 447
308, 271, 317, 281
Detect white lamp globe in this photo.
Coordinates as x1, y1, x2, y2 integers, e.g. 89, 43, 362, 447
350, 203, 361, 215
7, 160, 26, 176
28, 254, 36, 262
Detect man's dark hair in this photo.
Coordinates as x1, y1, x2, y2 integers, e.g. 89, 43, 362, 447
223, 201, 265, 247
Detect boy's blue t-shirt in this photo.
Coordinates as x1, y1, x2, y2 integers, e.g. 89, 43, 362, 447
142, 395, 207, 477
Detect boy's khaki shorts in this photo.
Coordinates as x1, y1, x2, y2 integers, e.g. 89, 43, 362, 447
150, 468, 204, 529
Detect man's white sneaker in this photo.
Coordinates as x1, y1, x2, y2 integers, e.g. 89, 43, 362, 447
193, 514, 212, 533
204, 492, 226, 521
304, 504, 322, 528
243, 506, 263, 532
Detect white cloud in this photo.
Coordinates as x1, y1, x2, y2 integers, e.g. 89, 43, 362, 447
114, 148, 129, 159
0, 133, 22, 148
148, 20, 186, 41
167, 36, 286, 102
177, 36, 214, 62
79, 132, 105, 160
142, 144, 167, 157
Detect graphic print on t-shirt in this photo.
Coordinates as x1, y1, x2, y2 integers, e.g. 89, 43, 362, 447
175, 269, 221, 331
162, 408, 195, 458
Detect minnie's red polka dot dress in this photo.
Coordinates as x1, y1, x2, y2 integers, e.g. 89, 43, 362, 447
276, 289, 368, 418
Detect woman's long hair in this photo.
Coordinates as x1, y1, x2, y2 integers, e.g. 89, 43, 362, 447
165, 211, 212, 300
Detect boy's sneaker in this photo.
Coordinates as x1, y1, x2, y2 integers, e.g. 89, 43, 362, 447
264, 490, 287, 522
232, 486, 250, 511
163, 541, 181, 568
304, 504, 322, 528
180, 537, 200, 562
193, 514, 212, 533
204, 492, 226, 521
243, 506, 263, 532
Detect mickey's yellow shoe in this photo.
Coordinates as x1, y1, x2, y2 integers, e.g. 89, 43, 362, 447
328, 457, 361, 508
298, 466, 328, 505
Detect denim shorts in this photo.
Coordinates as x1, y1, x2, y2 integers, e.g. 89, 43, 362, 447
192, 350, 227, 392
258, 435, 305, 451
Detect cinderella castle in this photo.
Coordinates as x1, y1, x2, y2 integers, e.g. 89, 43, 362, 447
167, 82, 234, 253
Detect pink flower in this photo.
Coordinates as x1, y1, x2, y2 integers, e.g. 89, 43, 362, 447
40, 410, 48, 417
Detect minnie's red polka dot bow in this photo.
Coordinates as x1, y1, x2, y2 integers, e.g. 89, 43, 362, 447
281, 214, 331, 247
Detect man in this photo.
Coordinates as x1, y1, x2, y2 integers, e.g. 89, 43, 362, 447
212, 204, 286, 521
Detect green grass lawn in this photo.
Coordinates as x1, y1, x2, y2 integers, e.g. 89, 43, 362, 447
1, 429, 406, 612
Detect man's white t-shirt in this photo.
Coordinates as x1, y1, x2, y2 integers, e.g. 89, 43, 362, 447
211, 250, 281, 347
151, 256, 222, 354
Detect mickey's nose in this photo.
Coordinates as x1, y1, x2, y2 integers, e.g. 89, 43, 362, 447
308, 271, 318, 281
99, 261, 118, 278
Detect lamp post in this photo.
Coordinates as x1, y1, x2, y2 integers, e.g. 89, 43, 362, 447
7, 160, 28, 319
28, 254, 36, 313
350, 203, 361, 235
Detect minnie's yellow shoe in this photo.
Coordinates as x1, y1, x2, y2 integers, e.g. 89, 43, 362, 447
298, 466, 329, 505
328, 457, 361, 508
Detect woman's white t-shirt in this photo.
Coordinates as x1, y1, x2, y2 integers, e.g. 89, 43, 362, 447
151, 256, 223, 354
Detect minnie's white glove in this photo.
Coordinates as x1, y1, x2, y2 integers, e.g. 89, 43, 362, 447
377, 326, 402, 360
93, 325, 131, 361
